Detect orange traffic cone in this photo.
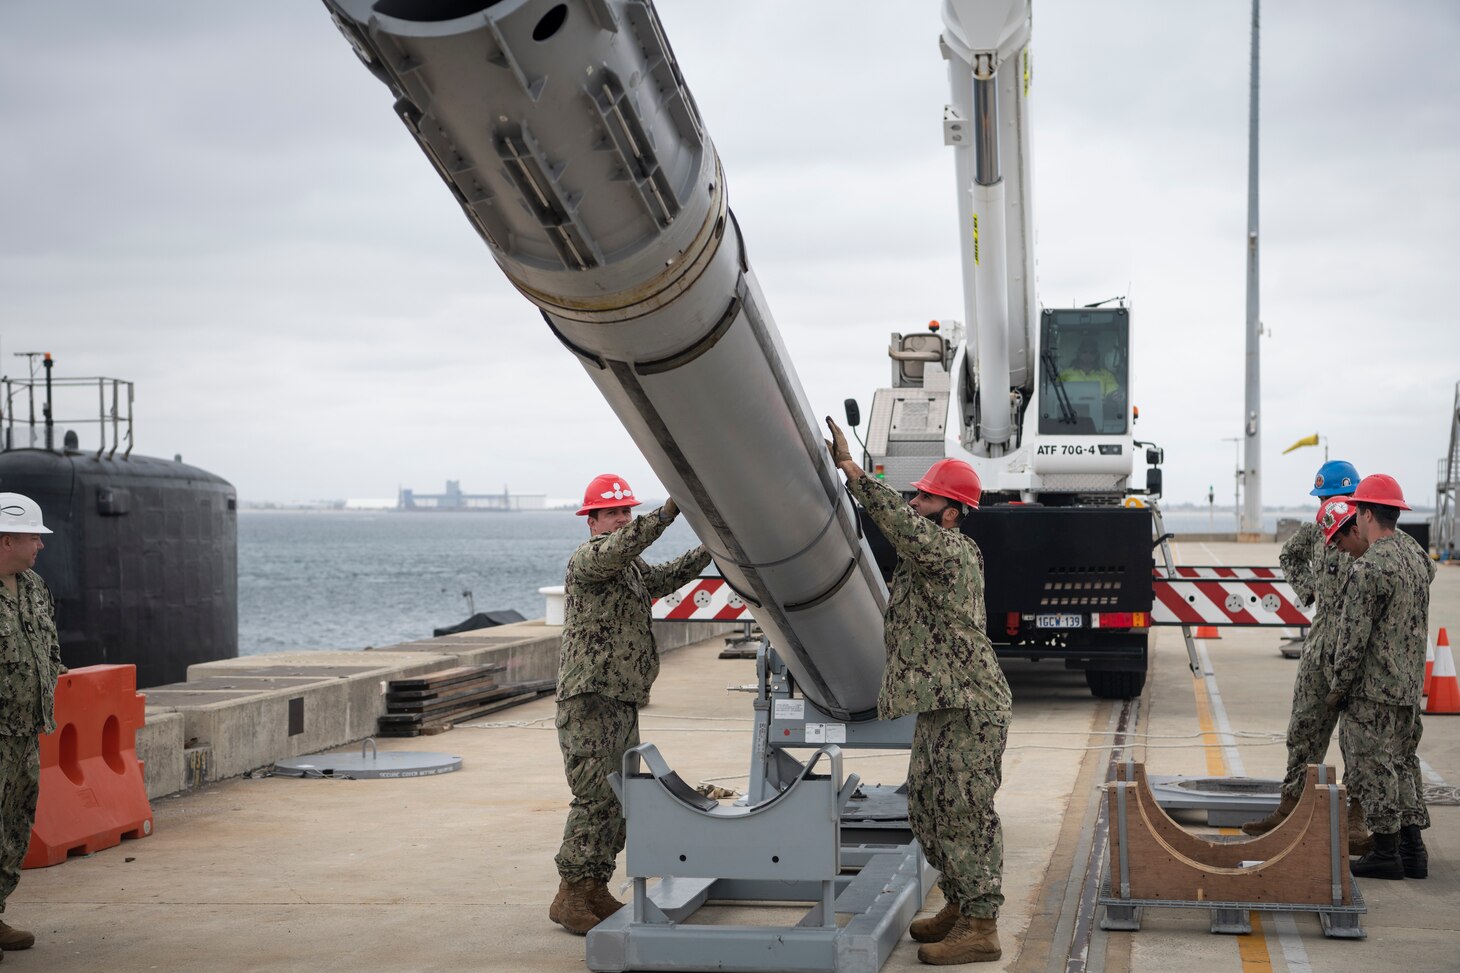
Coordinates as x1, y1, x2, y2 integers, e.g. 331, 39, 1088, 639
1423, 629, 1442, 697
1425, 629, 1460, 715
1195, 626, 1220, 639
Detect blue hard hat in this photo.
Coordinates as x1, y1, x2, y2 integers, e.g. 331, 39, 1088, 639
1310, 460, 1360, 497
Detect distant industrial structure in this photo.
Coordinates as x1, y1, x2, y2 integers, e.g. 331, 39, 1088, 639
396, 480, 545, 512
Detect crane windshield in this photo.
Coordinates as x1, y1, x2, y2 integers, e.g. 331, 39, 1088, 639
1037, 308, 1129, 436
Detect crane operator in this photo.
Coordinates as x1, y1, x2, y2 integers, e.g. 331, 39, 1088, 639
826, 419, 1011, 966
1058, 337, 1119, 397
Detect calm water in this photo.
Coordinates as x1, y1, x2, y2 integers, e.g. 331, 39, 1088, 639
237, 510, 700, 655
237, 506, 1310, 656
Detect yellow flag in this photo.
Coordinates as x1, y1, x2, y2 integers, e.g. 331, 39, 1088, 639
1283, 433, 1320, 455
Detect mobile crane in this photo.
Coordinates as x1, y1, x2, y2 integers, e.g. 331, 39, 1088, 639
853, 0, 1161, 699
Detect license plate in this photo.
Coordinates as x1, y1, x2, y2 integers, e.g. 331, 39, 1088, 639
1036, 613, 1083, 629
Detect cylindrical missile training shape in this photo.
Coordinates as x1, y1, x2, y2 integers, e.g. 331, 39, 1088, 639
324, 0, 891, 718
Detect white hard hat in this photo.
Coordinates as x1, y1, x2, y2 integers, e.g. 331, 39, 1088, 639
0, 493, 52, 534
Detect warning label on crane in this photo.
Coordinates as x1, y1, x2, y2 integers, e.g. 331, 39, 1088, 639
972, 213, 980, 265
1151, 566, 1313, 627
652, 577, 749, 621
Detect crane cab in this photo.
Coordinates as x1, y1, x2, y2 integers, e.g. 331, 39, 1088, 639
1029, 307, 1134, 487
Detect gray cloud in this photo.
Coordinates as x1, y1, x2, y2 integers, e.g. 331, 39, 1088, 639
3, 0, 1456, 509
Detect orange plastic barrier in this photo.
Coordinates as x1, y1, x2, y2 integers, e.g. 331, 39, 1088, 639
23, 664, 154, 869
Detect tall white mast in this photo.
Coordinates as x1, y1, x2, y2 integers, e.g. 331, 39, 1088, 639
1241, 0, 1263, 537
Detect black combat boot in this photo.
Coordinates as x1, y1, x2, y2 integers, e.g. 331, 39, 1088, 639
1350, 832, 1404, 880
1398, 824, 1429, 879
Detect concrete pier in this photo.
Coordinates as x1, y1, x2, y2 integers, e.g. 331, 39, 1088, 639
11, 545, 1460, 972
134, 620, 733, 798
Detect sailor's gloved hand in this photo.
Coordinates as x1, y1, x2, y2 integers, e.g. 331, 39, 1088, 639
824, 417, 853, 465
658, 498, 679, 524
1324, 691, 1346, 711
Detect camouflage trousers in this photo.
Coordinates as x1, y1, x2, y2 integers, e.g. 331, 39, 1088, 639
555, 693, 639, 883
1338, 699, 1424, 835
908, 709, 1007, 919
1280, 642, 1339, 802
1399, 707, 1430, 830
0, 734, 41, 913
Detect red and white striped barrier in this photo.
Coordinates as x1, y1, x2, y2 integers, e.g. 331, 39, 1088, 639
659, 571, 1312, 628
1160, 566, 1287, 581
1151, 568, 1313, 627
652, 577, 751, 622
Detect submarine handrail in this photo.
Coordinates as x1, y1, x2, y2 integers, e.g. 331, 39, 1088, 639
322, 0, 891, 720
0, 372, 134, 458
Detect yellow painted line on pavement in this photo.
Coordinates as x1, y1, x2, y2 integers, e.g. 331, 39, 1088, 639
1191, 663, 1229, 777
1237, 911, 1276, 971
1191, 641, 1279, 973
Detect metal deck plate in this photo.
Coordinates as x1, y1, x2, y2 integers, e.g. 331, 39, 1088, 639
273, 740, 461, 779
1146, 773, 1283, 827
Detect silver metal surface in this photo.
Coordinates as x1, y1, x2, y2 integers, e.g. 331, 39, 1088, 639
973, 66, 1001, 186
272, 738, 461, 780
1241, 0, 1263, 533
1145, 773, 1282, 828
325, 0, 890, 720
1115, 782, 1130, 899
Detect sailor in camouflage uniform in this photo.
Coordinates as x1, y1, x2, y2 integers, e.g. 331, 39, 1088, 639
1326, 474, 1434, 880
0, 493, 65, 957
1243, 462, 1365, 848
827, 419, 1010, 966
548, 474, 711, 935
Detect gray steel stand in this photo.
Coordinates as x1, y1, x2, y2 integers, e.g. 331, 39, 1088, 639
588, 743, 937, 973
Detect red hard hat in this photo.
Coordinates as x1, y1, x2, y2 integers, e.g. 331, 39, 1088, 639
1350, 473, 1410, 510
1316, 496, 1358, 544
911, 458, 982, 510
576, 474, 643, 516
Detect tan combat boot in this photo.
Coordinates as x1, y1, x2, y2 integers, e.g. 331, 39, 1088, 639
1240, 794, 1296, 836
1347, 798, 1373, 857
585, 880, 625, 920
0, 921, 33, 951
909, 899, 960, 943
916, 915, 1001, 965
548, 878, 600, 935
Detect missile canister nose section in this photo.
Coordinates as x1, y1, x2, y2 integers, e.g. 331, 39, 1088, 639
328, 0, 716, 323
325, 0, 891, 719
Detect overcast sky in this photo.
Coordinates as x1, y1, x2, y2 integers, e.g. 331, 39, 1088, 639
2, 1, 1456, 509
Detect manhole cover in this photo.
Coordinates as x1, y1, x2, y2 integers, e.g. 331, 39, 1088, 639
273, 739, 462, 780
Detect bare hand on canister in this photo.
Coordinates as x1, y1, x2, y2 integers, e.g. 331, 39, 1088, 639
824, 417, 864, 479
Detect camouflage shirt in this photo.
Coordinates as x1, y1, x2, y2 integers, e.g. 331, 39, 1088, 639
1280, 520, 1351, 649
1329, 532, 1434, 706
1279, 522, 1322, 608
557, 513, 712, 706
0, 569, 63, 736
847, 476, 1012, 723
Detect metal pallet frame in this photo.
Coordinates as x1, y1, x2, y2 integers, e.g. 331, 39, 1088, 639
587, 743, 936, 973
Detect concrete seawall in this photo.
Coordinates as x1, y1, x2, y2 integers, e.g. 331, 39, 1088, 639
134, 619, 737, 799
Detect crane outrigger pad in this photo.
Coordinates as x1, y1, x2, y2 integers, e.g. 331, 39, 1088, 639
588, 743, 936, 973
